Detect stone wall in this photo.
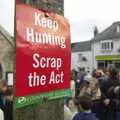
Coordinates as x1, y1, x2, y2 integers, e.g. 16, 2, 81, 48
0, 25, 15, 81
15, 0, 64, 120
15, 99, 64, 120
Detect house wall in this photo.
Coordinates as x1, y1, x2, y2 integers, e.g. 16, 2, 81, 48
0, 28, 15, 81
72, 38, 120, 72
93, 39, 120, 56
93, 39, 120, 68
71, 51, 92, 73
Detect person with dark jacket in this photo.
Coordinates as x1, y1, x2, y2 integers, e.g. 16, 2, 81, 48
101, 68, 120, 96
4, 88, 13, 120
0, 94, 4, 110
86, 77, 102, 119
100, 68, 120, 120
0, 81, 8, 110
73, 95, 98, 120
103, 86, 120, 120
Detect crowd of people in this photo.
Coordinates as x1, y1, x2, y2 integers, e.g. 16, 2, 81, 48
0, 81, 13, 120
64, 67, 120, 120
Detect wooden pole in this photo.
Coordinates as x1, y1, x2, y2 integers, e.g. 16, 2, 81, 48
15, 0, 64, 120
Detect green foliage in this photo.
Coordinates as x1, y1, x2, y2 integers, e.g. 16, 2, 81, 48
71, 43, 76, 48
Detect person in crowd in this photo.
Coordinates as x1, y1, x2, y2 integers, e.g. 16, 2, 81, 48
86, 78, 102, 119
114, 86, 120, 120
83, 71, 92, 84
76, 71, 82, 89
103, 86, 120, 120
4, 88, 13, 120
103, 68, 110, 80
72, 69, 78, 82
97, 68, 120, 120
92, 69, 97, 78
0, 108, 4, 120
75, 70, 83, 98
94, 69, 110, 94
102, 68, 119, 96
0, 81, 8, 110
69, 67, 120, 120
86, 78, 101, 100
112, 86, 120, 120
117, 71, 120, 84
64, 104, 73, 120
65, 97, 78, 118
77, 83, 89, 97
70, 73, 76, 98
73, 95, 98, 120
75, 68, 86, 88
64, 97, 78, 120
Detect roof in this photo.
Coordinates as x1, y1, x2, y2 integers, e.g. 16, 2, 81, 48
0, 25, 14, 47
72, 40, 91, 52
93, 21, 120, 41
72, 21, 120, 53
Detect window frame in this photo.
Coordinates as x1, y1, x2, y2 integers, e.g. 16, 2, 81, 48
101, 41, 114, 51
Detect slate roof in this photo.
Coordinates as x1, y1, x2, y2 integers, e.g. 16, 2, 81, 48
72, 40, 91, 52
92, 21, 120, 41
72, 21, 120, 52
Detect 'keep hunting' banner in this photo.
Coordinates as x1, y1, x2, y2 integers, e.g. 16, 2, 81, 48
15, 4, 71, 97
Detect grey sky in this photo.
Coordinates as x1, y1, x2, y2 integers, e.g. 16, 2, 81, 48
65, 0, 120, 43
0, 0, 120, 42
0, 0, 15, 36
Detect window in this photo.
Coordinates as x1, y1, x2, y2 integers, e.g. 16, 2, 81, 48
107, 42, 109, 49
111, 42, 113, 49
104, 43, 107, 50
101, 41, 114, 51
101, 43, 104, 49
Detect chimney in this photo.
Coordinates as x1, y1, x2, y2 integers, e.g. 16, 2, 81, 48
94, 26, 99, 38
116, 25, 120, 33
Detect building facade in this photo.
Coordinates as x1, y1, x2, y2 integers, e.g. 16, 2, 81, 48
72, 41, 92, 72
0, 25, 14, 81
72, 22, 120, 72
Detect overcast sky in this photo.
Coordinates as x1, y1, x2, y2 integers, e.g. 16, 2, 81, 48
64, 0, 120, 43
0, 0, 120, 42
0, 0, 15, 36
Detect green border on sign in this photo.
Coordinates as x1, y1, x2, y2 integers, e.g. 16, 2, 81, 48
96, 55, 120, 61
14, 89, 71, 109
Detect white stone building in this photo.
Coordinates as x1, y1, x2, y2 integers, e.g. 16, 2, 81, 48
72, 41, 92, 72
72, 22, 120, 72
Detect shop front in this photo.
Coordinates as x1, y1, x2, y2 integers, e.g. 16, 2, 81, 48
96, 55, 120, 69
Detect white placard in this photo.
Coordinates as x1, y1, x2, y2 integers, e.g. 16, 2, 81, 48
7, 73, 14, 86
